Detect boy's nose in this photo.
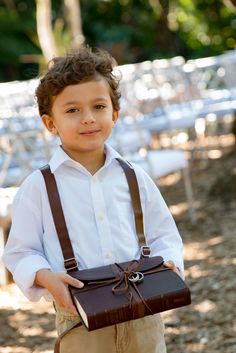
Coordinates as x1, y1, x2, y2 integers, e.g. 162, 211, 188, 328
80, 110, 96, 124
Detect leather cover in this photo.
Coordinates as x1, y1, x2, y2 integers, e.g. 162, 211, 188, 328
69, 255, 191, 331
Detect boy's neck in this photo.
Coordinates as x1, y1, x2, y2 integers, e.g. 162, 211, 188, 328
61, 146, 106, 175
82, 153, 106, 175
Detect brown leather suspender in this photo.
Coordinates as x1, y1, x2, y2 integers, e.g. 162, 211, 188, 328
40, 158, 150, 274
115, 158, 150, 257
40, 165, 78, 271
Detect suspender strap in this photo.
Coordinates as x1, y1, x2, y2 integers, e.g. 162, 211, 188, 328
40, 158, 150, 274
115, 158, 145, 244
40, 165, 78, 271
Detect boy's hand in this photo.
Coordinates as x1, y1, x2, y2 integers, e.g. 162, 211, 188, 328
163, 260, 181, 276
35, 269, 84, 315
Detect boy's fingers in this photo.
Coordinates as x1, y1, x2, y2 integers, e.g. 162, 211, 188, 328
68, 306, 79, 316
64, 274, 84, 288
55, 296, 78, 316
163, 261, 181, 277
163, 260, 175, 269
64, 297, 78, 315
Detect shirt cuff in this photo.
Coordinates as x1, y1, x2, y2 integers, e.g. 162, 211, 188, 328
13, 255, 52, 301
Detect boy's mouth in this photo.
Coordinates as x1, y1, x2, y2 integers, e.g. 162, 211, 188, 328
80, 130, 100, 136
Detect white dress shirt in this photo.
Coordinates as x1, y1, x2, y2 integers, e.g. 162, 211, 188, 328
2, 144, 184, 301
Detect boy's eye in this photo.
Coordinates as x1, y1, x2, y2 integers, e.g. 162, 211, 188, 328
95, 104, 106, 110
66, 108, 79, 113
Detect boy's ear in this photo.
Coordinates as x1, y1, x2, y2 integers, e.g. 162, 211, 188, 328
112, 111, 119, 124
41, 114, 58, 135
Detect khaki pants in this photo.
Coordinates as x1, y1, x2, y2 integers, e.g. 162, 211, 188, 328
55, 305, 166, 353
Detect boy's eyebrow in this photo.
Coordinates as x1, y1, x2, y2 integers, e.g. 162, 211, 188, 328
63, 97, 109, 107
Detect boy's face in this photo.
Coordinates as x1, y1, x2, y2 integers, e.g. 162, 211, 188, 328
41, 79, 118, 162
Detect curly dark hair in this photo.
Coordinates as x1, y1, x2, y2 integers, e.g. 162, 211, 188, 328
35, 46, 121, 116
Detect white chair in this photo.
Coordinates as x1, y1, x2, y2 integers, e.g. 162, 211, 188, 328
116, 62, 169, 135
110, 125, 196, 224
151, 57, 197, 132
0, 79, 55, 187
184, 54, 236, 125
0, 187, 19, 284
116, 58, 198, 153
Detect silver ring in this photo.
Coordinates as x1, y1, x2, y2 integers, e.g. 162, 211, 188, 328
128, 272, 144, 283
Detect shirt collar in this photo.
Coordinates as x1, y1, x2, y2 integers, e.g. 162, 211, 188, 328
49, 143, 123, 174
103, 143, 123, 168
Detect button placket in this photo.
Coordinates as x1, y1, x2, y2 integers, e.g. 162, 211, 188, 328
90, 176, 115, 264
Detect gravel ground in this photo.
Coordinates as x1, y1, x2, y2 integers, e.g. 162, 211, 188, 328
0, 134, 235, 353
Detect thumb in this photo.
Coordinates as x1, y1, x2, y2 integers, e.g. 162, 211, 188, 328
64, 274, 84, 289
163, 260, 175, 270
163, 261, 181, 276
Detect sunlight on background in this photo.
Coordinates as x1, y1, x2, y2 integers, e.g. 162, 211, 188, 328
207, 149, 223, 159
0, 284, 54, 313
193, 299, 216, 313
169, 202, 188, 216
0, 349, 53, 353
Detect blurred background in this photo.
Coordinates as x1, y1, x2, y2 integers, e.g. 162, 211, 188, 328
0, 1, 236, 352
1, 0, 236, 82
0, 0, 236, 81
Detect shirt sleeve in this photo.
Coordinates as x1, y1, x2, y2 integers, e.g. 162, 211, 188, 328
134, 165, 185, 278
2, 172, 52, 301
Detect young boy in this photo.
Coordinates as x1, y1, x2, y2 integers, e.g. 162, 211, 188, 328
3, 46, 184, 353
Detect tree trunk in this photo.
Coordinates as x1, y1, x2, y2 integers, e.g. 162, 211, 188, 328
36, 0, 59, 62
64, 0, 85, 48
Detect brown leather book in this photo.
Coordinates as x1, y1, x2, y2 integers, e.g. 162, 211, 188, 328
69, 256, 191, 331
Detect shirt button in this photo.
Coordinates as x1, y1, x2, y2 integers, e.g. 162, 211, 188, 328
98, 214, 104, 221
92, 175, 97, 183
106, 251, 113, 259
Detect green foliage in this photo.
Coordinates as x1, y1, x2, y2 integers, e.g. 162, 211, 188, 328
80, 0, 176, 62
176, 0, 236, 58
0, 0, 235, 81
0, 1, 40, 81
79, 0, 236, 63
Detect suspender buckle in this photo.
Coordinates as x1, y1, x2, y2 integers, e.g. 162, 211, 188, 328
64, 257, 78, 271
141, 246, 151, 257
